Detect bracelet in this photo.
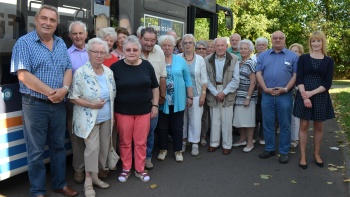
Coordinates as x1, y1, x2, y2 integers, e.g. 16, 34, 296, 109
152, 105, 159, 108
187, 96, 193, 100
202, 91, 206, 94
63, 86, 69, 91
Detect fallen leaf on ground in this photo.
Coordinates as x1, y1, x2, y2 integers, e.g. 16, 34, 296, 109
327, 182, 333, 184
290, 151, 296, 154
291, 180, 297, 184
328, 164, 336, 167
337, 166, 345, 169
343, 179, 350, 183
196, 156, 202, 160
150, 184, 158, 189
339, 145, 346, 147
310, 136, 314, 138
260, 174, 272, 179
253, 183, 260, 186
328, 167, 338, 171
329, 147, 340, 150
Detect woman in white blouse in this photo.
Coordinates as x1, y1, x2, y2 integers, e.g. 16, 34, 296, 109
68, 38, 116, 197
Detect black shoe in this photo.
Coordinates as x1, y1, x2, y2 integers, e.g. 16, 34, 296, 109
279, 154, 289, 164
314, 154, 324, 167
299, 157, 307, 169
259, 151, 276, 159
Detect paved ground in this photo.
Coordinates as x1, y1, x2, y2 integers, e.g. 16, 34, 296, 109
1, 119, 349, 197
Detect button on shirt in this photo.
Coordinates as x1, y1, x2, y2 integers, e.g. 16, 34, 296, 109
215, 54, 226, 83
256, 48, 298, 88
67, 45, 88, 74
10, 30, 72, 99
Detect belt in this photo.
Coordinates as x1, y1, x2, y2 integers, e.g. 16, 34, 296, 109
21, 94, 56, 104
216, 82, 223, 85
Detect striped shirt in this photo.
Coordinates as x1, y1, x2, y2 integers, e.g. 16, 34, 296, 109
235, 58, 258, 105
10, 30, 72, 99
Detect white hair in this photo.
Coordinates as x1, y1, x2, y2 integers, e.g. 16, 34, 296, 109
158, 35, 176, 47
123, 35, 142, 51
97, 27, 117, 41
69, 21, 87, 33
181, 34, 196, 47
255, 37, 268, 46
87, 38, 109, 55
238, 39, 254, 52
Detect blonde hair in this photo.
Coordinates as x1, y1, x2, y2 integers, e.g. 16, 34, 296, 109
309, 31, 327, 55
289, 43, 304, 54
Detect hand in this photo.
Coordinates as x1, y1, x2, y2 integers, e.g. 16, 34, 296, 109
187, 98, 193, 107
303, 98, 312, 108
199, 95, 206, 107
159, 96, 165, 105
215, 92, 225, 102
243, 99, 250, 107
151, 106, 158, 118
301, 91, 313, 100
90, 99, 106, 109
271, 87, 283, 96
48, 87, 67, 103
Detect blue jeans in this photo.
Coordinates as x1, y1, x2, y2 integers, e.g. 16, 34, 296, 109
22, 97, 67, 196
146, 114, 158, 159
261, 91, 293, 154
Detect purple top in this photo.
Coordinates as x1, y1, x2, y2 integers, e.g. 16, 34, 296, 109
67, 44, 89, 73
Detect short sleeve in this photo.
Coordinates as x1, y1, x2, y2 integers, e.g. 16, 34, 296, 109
10, 39, 32, 75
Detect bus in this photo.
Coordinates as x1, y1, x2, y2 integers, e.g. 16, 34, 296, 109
0, 0, 233, 181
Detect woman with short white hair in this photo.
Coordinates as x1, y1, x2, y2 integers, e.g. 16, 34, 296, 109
97, 27, 119, 67
232, 39, 258, 153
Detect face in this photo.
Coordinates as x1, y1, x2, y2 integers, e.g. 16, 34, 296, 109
117, 33, 128, 48
166, 31, 177, 40
124, 42, 141, 62
89, 43, 107, 66
291, 46, 302, 56
230, 34, 240, 49
95, 16, 108, 35
214, 39, 228, 57
69, 24, 87, 50
140, 32, 157, 52
183, 37, 195, 53
103, 35, 115, 50
161, 39, 175, 57
256, 42, 268, 53
119, 18, 132, 35
239, 43, 251, 59
35, 8, 58, 37
195, 44, 207, 57
271, 31, 286, 51
311, 38, 322, 52
207, 42, 214, 55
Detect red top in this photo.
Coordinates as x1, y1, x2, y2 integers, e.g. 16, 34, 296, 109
103, 54, 119, 68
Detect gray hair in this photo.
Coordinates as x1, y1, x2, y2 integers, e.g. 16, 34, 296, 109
181, 34, 196, 47
97, 27, 117, 42
238, 39, 254, 52
213, 37, 227, 46
196, 40, 208, 49
87, 38, 109, 55
69, 21, 87, 33
123, 35, 142, 51
136, 26, 144, 38
255, 37, 268, 46
35, 5, 59, 23
158, 35, 176, 47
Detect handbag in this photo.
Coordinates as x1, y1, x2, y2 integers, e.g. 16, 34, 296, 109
107, 136, 119, 170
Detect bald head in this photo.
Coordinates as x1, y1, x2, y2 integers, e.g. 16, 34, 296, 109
229, 33, 241, 51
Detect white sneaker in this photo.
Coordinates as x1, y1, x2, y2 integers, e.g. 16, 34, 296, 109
259, 139, 265, 145
175, 151, 183, 162
157, 150, 167, 161
191, 145, 199, 156
181, 141, 186, 152
145, 158, 153, 170
200, 138, 207, 146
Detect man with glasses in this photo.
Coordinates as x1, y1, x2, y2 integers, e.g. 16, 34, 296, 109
10, 5, 78, 197
140, 27, 166, 170
256, 31, 298, 164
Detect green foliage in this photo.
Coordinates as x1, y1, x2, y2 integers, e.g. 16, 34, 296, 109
197, 0, 350, 78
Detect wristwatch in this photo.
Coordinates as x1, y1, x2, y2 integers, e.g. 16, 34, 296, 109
284, 87, 288, 93
246, 96, 251, 100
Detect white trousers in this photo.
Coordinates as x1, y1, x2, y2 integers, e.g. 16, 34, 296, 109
183, 96, 203, 143
209, 103, 233, 149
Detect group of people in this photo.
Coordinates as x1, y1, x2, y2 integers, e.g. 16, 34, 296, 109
10, 4, 335, 197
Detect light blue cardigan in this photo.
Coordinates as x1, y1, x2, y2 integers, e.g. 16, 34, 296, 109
160, 54, 192, 114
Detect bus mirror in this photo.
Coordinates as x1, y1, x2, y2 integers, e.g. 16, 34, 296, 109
225, 14, 233, 30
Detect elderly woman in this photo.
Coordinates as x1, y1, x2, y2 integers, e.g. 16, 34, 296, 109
111, 27, 130, 59
293, 31, 334, 169
157, 35, 193, 162
69, 38, 116, 197
110, 35, 159, 182
195, 40, 208, 58
289, 43, 304, 148
206, 39, 214, 56
232, 39, 258, 153
176, 38, 183, 53
97, 27, 119, 67
179, 35, 207, 156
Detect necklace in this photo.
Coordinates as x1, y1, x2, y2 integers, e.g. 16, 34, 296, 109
183, 53, 194, 61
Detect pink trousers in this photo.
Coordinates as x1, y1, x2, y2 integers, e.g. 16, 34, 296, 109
115, 113, 150, 172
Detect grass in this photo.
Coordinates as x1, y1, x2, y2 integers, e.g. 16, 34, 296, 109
330, 80, 350, 140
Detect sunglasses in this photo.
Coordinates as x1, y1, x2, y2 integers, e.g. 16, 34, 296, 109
196, 48, 207, 50
125, 48, 139, 52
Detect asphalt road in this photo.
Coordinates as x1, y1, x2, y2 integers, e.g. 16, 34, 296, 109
1, 119, 349, 197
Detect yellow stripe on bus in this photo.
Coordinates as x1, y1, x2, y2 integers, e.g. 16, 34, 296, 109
0, 116, 22, 130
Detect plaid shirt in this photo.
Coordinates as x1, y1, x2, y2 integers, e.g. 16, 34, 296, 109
11, 30, 72, 99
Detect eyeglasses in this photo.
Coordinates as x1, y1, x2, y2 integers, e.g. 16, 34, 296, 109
183, 41, 194, 45
89, 50, 107, 56
272, 37, 285, 40
196, 48, 207, 50
125, 48, 139, 52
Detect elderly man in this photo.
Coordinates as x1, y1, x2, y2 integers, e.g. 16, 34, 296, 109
66, 21, 88, 184
166, 29, 179, 54
140, 27, 166, 169
10, 5, 78, 197
256, 31, 298, 164
205, 37, 239, 155
227, 33, 242, 61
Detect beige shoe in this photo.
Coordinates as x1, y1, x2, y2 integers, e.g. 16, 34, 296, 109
145, 158, 154, 170
175, 151, 183, 162
84, 184, 95, 197
158, 150, 167, 161
93, 179, 110, 189
74, 171, 84, 184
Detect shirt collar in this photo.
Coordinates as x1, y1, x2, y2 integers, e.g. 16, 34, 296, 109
68, 44, 87, 53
